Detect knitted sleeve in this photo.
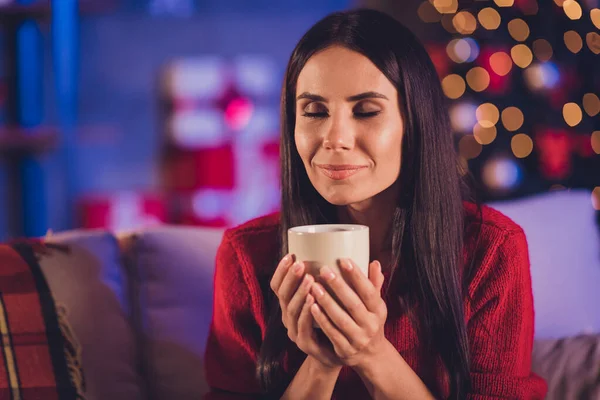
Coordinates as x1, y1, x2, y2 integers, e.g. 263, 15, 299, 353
466, 228, 547, 399
203, 231, 263, 400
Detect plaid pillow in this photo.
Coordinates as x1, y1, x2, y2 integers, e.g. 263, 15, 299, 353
0, 242, 85, 399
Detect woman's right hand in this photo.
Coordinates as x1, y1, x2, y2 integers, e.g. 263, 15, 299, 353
270, 254, 342, 369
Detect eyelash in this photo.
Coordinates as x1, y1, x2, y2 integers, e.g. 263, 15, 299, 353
301, 111, 381, 119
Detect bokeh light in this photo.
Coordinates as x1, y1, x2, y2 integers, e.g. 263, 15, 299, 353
478, 8, 501, 30
490, 52, 513, 76
494, 0, 514, 7
418, 1, 442, 23
459, 135, 483, 159
511, 44, 534, 68
453, 11, 477, 35
432, 0, 458, 14
563, 0, 582, 20
508, 18, 530, 42
482, 157, 522, 192
564, 31, 583, 53
511, 133, 534, 158
583, 93, 600, 116
592, 9, 600, 30
476, 103, 500, 128
441, 14, 458, 34
446, 38, 479, 63
450, 102, 478, 132
473, 123, 497, 145
524, 62, 560, 90
466, 67, 490, 92
501, 107, 524, 131
592, 131, 600, 154
562, 102, 583, 127
592, 187, 600, 211
586, 32, 600, 54
554, 0, 566, 6
533, 39, 553, 62
442, 74, 466, 99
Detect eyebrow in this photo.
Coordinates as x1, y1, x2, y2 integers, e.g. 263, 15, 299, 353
296, 91, 389, 102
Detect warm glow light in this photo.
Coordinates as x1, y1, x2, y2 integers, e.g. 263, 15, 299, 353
511, 133, 534, 158
476, 103, 500, 128
521, 0, 539, 15
592, 187, 600, 211
459, 135, 483, 159
466, 67, 490, 92
473, 123, 497, 145
524, 62, 560, 90
564, 31, 583, 53
432, 0, 458, 14
592, 131, 600, 154
554, 0, 566, 6
490, 52, 513, 76
442, 74, 466, 99
494, 0, 514, 7
511, 44, 534, 68
446, 38, 479, 63
441, 14, 458, 34
533, 39, 553, 62
562, 102, 583, 127
586, 32, 600, 54
583, 93, 600, 116
592, 9, 600, 30
453, 11, 477, 35
418, 1, 442, 23
478, 8, 501, 30
501, 107, 524, 131
508, 19, 530, 42
563, 0, 582, 20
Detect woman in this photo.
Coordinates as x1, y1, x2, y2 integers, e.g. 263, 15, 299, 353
204, 9, 547, 400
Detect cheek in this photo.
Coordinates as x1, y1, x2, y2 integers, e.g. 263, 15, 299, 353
294, 128, 318, 166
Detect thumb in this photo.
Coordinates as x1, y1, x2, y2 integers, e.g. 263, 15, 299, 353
369, 261, 384, 291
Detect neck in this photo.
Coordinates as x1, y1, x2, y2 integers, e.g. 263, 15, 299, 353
337, 182, 399, 264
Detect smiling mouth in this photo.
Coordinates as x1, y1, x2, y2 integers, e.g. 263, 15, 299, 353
316, 164, 368, 180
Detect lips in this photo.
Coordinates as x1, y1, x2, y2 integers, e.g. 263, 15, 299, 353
316, 164, 368, 180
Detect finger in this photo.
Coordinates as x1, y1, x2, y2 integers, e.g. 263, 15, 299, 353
297, 294, 317, 343
277, 261, 305, 304
318, 265, 370, 326
270, 254, 295, 293
369, 260, 385, 292
340, 259, 382, 312
287, 274, 314, 332
310, 302, 353, 355
311, 282, 361, 340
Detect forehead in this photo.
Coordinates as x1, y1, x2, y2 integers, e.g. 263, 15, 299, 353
296, 46, 397, 97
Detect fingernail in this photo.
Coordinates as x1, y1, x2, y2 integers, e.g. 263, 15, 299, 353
293, 262, 303, 274
282, 254, 290, 263
303, 274, 313, 286
312, 283, 324, 297
320, 266, 335, 281
341, 259, 353, 271
311, 304, 320, 314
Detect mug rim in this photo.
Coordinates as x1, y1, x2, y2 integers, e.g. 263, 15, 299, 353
288, 224, 368, 234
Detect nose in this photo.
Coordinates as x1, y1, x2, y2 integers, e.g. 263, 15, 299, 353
322, 114, 354, 151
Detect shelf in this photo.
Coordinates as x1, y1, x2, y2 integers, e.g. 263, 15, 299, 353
0, 127, 58, 155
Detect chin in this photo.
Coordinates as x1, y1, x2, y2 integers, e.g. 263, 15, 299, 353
318, 187, 366, 206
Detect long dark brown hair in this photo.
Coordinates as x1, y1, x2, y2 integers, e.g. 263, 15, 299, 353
257, 9, 473, 399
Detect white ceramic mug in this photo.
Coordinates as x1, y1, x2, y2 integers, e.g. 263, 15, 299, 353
288, 224, 369, 327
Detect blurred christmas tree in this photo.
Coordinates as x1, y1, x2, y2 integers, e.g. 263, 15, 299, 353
413, 0, 600, 203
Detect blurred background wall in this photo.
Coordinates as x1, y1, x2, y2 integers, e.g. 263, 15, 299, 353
0, 0, 598, 240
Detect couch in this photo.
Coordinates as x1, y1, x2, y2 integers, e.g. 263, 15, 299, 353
27, 189, 600, 399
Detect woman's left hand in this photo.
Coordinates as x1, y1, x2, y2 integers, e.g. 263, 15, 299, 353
309, 259, 388, 368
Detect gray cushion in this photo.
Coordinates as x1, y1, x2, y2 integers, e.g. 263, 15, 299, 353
42, 230, 146, 400
532, 335, 600, 400
122, 226, 224, 400
489, 190, 600, 338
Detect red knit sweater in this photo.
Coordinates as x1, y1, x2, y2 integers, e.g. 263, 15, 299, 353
204, 203, 547, 399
